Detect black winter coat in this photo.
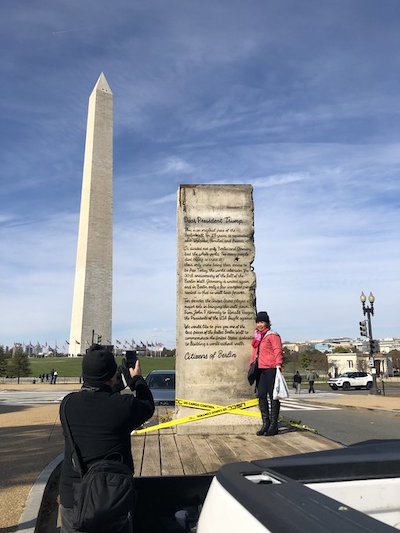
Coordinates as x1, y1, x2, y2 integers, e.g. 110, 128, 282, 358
59, 376, 154, 508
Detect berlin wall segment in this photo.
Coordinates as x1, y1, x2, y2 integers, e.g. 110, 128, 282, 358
176, 185, 257, 434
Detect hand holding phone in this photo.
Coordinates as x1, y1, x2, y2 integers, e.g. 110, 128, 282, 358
129, 360, 141, 378
124, 350, 138, 368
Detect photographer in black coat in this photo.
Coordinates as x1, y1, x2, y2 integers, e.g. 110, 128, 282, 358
59, 344, 155, 532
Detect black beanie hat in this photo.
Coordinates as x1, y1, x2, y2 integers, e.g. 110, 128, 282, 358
256, 311, 270, 324
82, 344, 117, 386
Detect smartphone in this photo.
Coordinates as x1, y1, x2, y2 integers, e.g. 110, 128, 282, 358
124, 350, 138, 368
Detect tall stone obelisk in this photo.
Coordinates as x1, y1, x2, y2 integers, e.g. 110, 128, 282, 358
69, 73, 113, 356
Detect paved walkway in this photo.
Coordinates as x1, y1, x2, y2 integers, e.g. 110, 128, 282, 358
0, 384, 81, 532
301, 391, 400, 412
0, 384, 399, 532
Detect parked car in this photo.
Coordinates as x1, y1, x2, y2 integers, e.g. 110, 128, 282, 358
328, 371, 373, 391
145, 369, 176, 405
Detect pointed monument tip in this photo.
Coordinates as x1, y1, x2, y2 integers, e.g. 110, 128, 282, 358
93, 72, 112, 95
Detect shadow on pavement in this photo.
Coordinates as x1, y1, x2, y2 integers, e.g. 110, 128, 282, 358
37, 463, 62, 533
0, 405, 30, 415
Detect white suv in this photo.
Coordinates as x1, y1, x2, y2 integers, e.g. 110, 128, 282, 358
328, 371, 373, 391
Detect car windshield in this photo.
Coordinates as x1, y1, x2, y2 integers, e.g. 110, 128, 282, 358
338, 373, 352, 377
146, 373, 175, 389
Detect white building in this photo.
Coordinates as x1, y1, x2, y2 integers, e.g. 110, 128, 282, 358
327, 352, 393, 377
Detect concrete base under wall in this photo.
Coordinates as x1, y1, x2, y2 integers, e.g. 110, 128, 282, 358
175, 407, 261, 435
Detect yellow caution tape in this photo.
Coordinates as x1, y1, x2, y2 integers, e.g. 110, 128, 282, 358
176, 398, 225, 410
280, 416, 318, 433
133, 397, 260, 435
176, 398, 260, 417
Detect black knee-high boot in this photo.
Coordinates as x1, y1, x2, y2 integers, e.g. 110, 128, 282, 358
256, 398, 270, 436
266, 400, 280, 436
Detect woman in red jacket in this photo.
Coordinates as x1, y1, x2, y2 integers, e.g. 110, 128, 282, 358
249, 311, 283, 436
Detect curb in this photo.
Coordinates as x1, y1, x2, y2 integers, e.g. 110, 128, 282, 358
17, 454, 63, 533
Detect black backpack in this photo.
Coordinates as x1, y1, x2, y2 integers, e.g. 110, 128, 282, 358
61, 395, 136, 532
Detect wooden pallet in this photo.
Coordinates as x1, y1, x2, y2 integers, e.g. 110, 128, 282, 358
131, 407, 342, 477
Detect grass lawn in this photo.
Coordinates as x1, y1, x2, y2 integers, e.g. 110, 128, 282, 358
28, 356, 175, 378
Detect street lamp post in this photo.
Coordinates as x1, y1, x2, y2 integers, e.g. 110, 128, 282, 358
91, 329, 103, 345
360, 291, 380, 395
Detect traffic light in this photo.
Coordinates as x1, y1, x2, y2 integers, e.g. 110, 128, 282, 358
359, 320, 368, 337
97, 335, 102, 343
370, 339, 379, 354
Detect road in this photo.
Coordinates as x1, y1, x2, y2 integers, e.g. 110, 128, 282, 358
0, 389, 69, 406
283, 390, 400, 445
1, 388, 399, 447
0, 389, 338, 411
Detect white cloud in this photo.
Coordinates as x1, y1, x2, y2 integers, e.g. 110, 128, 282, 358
149, 193, 177, 206
1, 0, 400, 347
253, 173, 309, 188
162, 157, 193, 175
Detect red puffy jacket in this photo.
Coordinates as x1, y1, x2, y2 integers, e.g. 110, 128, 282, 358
249, 329, 283, 369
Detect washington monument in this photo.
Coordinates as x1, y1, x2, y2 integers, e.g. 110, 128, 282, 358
69, 73, 113, 355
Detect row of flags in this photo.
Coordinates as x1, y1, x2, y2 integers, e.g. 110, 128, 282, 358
14, 339, 165, 354
15, 341, 59, 355
64, 340, 164, 351
115, 339, 164, 350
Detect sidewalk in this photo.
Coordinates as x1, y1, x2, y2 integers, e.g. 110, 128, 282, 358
0, 386, 399, 532
0, 385, 81, 532
0, 403, 64, 532
300, 391, 400, 412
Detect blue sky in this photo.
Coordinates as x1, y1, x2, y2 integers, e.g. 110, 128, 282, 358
1, 0, 399, 349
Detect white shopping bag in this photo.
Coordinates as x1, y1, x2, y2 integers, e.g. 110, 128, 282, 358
273, 368, 289, 400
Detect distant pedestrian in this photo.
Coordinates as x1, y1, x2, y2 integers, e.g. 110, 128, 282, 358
293, 370, 302, 394
307, 369, 317, 393
53, 370, 58, 384
50, 369, 55, 384
46, 373, 49, 382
